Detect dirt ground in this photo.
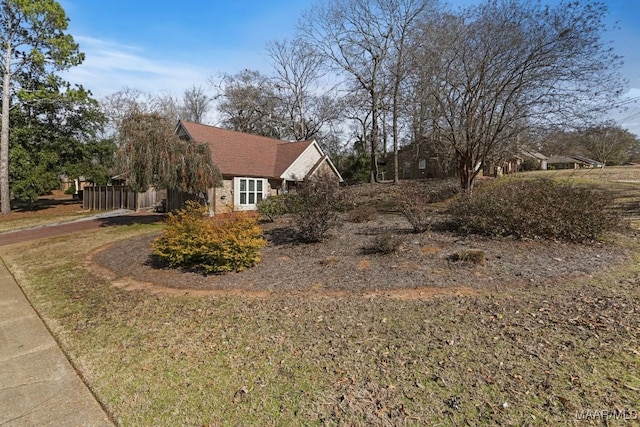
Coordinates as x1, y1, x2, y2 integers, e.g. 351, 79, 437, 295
92, 212, 630, 299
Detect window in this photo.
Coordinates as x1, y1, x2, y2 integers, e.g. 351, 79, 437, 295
236, 178, 265, 209
418, 159, 426, 170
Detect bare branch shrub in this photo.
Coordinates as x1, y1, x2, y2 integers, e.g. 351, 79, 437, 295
446, 179, 621, 242
288, 171, 344, 242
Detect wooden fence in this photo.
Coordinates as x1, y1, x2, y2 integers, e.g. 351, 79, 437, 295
82, 185, 157, 211
165, 188, 201, 212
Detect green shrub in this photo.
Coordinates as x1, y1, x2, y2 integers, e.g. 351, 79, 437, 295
289, 172, 345, 242
257, 194, 290, 222
152, 201, 266, 273
446, 178, 620, 242
347, 205, 378, 223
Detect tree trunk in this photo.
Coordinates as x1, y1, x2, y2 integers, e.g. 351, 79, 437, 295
392, 97, 399, 185
1, 47, 12, 215
458, 152, 477, 193
370, 91, 379, 184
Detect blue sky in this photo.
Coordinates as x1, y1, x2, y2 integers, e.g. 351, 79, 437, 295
59, 0, 640, 134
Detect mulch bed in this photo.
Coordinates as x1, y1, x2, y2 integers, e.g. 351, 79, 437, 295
92, 213, 629, 296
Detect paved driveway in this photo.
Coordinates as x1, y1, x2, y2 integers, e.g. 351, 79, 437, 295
0, 212, 163, 246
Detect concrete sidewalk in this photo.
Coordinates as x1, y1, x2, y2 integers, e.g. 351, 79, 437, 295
0, 259, 113, 426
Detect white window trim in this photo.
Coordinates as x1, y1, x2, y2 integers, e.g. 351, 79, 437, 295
233, 177, 267, 210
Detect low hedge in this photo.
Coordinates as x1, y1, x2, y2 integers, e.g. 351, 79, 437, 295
446, 178, 620, 242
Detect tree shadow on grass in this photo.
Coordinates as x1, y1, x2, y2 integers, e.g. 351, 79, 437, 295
96, 213, 165, 227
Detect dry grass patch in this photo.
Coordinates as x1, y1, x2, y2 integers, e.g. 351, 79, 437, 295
320, 256, 340, 267
357, 259, 371, 270
1, 174, 640, 425
0, 211, 94, 233
1, 226, 639, 425
420, 246, 442, 255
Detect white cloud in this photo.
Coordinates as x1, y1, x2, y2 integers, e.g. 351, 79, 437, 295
60, 35, 275, 107
61, 36, 211, 98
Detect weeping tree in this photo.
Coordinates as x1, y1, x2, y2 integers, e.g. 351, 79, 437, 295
117, 113, 220, 193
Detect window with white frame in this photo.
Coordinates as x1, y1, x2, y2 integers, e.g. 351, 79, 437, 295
235, 178, 265, 209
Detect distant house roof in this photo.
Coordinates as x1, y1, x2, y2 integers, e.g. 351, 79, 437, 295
546, 155, 584, 165
521, 150, 549, 161
176, 120, 342, 181
546, 155, 603, 167
569, 155, 603, 167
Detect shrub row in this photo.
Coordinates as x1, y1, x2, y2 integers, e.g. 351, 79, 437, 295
153, 201, 266, 273
446, 178, 620, 242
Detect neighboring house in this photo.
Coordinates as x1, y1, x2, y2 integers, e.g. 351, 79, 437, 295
520, 150, 548, 170
384, 139, 457, 180
569, 155, 603, 168
485, 150, 550, 177
59, 174, 89, 194
174, 120, 343, 214
546, 155, 602, 170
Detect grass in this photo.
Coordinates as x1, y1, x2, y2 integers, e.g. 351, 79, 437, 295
0, 191, 94, 233
0, 210, 96, 233
1, 169, 640, 425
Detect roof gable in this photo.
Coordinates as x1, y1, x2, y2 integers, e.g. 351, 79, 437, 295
177, 121, 314, 179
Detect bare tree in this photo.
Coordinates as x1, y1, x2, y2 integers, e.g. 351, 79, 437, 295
101, 88, 187, 141
581, 123, 639, 166
100, 88, 154, 139
181, 85, 211, 123
267, 38, 327, 141
212, 69, 283, 139
382, 0, 437, 183
151, 93, 182, 122
303, 0, 396, 183
411, 0, 624, 191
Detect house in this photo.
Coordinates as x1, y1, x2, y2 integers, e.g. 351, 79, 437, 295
59, 174, 89, 195
546, 155, 602, 170
484, 149, 551, 177
173, 120, 343, 214
520, 150, 548, 170
568, 155, 603, 168
383, 139, 457, 180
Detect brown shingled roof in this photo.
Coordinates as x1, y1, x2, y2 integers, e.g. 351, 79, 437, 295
178, 121, 313, 179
